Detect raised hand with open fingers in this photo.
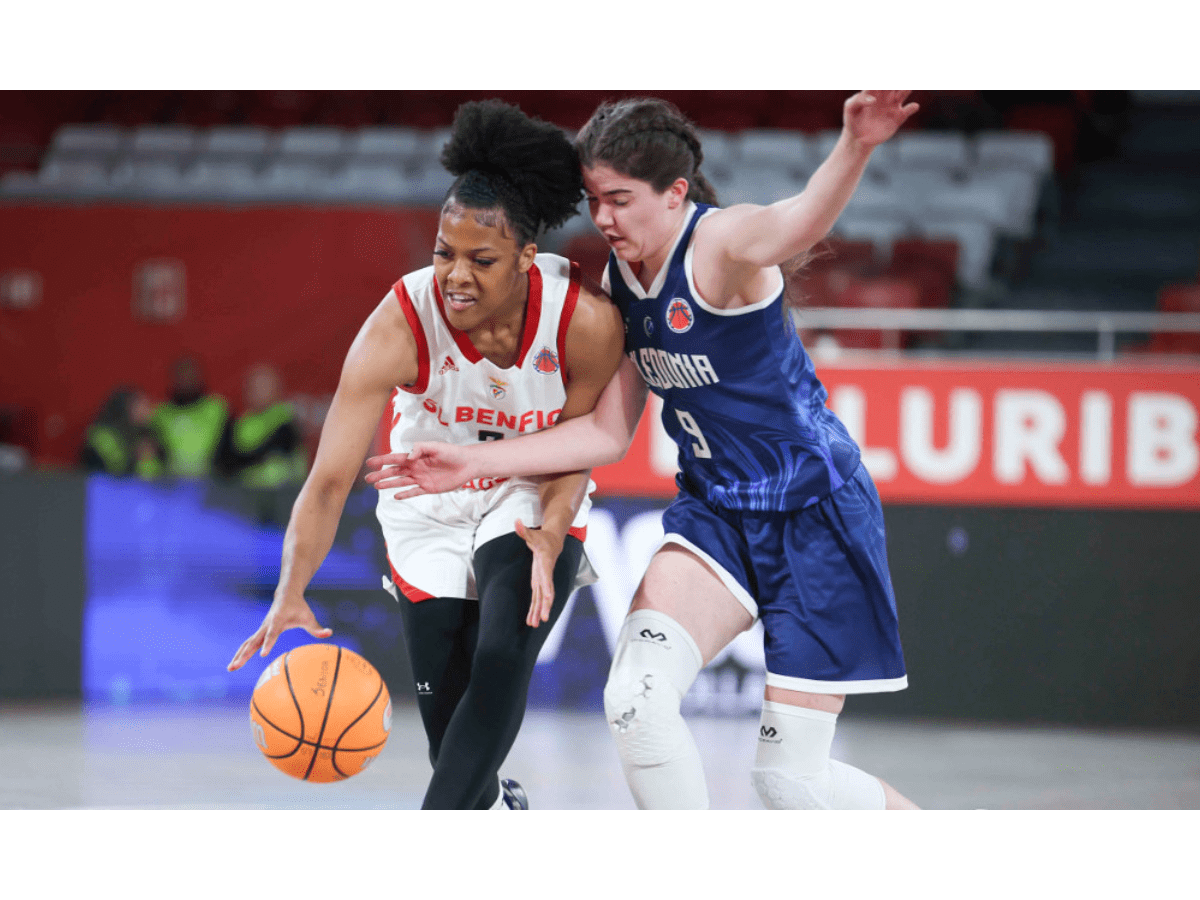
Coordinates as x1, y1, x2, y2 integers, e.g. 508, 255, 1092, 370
227, 594, 332, 671
844, 90, 920, 147
365, 442, 474, 499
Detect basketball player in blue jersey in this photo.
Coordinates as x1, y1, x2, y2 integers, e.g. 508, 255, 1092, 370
368, 92, 921, 809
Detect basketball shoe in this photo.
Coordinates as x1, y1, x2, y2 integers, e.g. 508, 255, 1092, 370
501, 778, 528, 810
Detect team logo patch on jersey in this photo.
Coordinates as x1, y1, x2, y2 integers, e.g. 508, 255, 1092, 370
438, 355, 458, 374
489, 376, 508, 400
643, 315, 655, 337
666, 298, 694, 333
533, 347, 560, 374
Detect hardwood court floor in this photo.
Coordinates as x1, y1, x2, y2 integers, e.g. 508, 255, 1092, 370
1, 700, 1197, 810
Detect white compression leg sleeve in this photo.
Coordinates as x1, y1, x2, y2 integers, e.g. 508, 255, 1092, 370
751, 700, 886, 810
602, 609, 708, 809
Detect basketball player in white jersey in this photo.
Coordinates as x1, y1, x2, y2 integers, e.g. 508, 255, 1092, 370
227, 100, 625, 810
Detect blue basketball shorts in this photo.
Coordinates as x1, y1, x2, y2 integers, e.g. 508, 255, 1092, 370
659, 463, 908, 695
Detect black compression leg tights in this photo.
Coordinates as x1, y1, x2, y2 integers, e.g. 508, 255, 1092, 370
395, 594, 479, 769
419, 532, 584, 810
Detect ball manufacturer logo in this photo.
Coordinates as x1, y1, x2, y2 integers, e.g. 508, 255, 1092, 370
250, 720, 267, 750
666, 298, 694, 333
311, 660, 329, 698
533, 347, 560, 374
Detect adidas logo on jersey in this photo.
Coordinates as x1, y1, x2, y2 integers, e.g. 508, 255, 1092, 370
439, 355, 459, 375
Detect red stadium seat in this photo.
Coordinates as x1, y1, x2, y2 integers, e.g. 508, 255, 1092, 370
1125, 283, 1200, 356
687, 91, 764, 131
312, 91, 382, 128
1158, 283, 1200, 313
1142, 284, 1200, 354
242, 91, 319, 128
0, 92, 94, 171
889, 238, 959, 308
789, 239, 879, 306
830, 275, 921, 350
172, 91, 246, 127
1003, 103, 1079, 174
96, 91, 176, 127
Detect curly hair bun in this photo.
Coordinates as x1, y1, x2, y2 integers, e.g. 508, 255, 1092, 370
440, 100, 584, 242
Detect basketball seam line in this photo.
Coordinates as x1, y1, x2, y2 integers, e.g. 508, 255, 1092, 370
250, 700, 389, 757
283, 653, 306, 760
331, 679, 386, 778
303, 646, 342, 781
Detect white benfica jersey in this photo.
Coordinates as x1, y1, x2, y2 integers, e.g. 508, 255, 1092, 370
375, 253, 597, 602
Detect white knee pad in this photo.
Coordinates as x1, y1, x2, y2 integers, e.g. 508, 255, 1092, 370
751, 700, 886, 810
602, 609, 708, 809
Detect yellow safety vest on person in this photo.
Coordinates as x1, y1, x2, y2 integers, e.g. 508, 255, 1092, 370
151, 395, 229, 478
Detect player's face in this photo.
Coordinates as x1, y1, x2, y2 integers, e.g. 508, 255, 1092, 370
433, 205, 536, 332
583, 163, 686, 265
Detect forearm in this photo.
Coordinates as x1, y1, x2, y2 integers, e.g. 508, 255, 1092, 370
535, 469, 592, 544
275, 475, 353, 599
774, 130, 873, 250
466, 414, 630, 479
463, 362, 645, 479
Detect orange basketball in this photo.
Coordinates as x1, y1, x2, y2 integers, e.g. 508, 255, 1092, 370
249, 643, 392, 783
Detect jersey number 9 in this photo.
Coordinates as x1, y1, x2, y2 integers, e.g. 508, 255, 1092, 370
675, 410, 712, 459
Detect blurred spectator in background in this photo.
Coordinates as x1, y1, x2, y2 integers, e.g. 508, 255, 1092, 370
80, 387, 165, 479
0, 407, 34, 474
150, 355, 229, 478
216, 363, 307, 488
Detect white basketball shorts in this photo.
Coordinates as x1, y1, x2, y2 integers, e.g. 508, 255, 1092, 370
375, 475, 597, 602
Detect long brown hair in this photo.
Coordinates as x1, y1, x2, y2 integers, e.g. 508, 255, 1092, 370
574, 97, 719, 206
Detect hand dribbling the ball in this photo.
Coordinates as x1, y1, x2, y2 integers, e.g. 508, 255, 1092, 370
228, 592, 333, 672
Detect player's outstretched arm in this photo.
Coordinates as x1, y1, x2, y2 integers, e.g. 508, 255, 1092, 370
704, 90, 919, 271
228, 296, 418, 671
367, 353, 648, 498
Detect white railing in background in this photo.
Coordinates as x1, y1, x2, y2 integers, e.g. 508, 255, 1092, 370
793, 308, 1200, 360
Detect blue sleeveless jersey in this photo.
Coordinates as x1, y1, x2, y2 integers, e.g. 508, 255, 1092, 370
606, 203, 861, 512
